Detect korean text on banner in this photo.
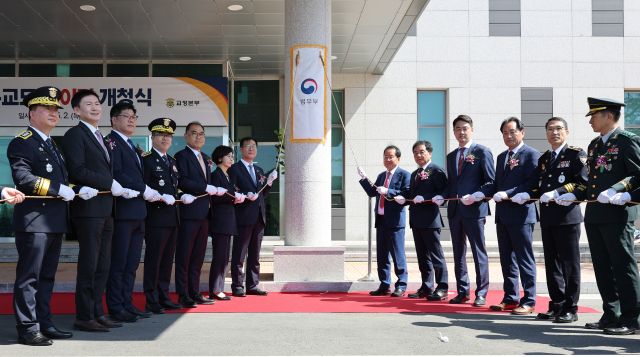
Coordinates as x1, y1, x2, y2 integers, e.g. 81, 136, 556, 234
291, 45, 327, 143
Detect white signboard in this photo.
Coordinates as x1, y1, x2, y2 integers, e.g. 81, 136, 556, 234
291, 44, 328, 143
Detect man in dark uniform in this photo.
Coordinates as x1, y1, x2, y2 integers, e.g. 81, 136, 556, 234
557, 98, 640, 335
522, 117, 587, 323
9, 87, 96, 345
142, 118, 183, 313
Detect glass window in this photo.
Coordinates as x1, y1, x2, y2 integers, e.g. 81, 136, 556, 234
331, 91, 344, 125
233, 80, 279, 143
417, 91, 447, 167
152, 64, 222, 77
18, 63, 103, 77
331, 90, 344, 207
0, 64, 15, 77
624, 92, 640, 126
19, 64, 56, 77
107, 64, 149, 77
0, 137, 17, 236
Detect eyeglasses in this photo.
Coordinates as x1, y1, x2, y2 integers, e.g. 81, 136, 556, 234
154, 133, 173, 139
546, 126, 566, 133
244, 144, 257, 149
117, 114, 138, 121
190, 132, 205, 138
384, 156, 397, 160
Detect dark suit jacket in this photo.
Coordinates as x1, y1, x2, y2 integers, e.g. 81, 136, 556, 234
407, 162, 447, 229
109, 131, 146, 221
8, 127, 80, 232
495, 143, 541, 225
175, 146, 212, 221
228, 161, 273, 226
143, 149, 180, 227
442, 142, 496, 219
359, 167, 411, 229
61, 123, 114, 218
209, 167, 238, 236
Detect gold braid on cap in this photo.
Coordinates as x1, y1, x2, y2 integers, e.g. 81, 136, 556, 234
151, 125, 174, 133
587, 106, 608, 115
27, 96, 61, 108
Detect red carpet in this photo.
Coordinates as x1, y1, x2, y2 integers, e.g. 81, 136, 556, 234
0, 291, 599, 314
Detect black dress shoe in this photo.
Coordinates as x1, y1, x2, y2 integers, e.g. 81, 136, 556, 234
585, 319, 617, 330
18, 331, 52, 346
390, 288, 405, 297
210, 292, 232, 300
536, 310, 559, 320
190, 293, 215, 305
41, 326, 73, 339
73, 318, 110, 332
145, 303, 165, 314
232, 288, 246, 297
427, 290, 449, 301
472, 296, 486, 307
247, 288, 269, 296
554, 312, 578, 323
604, 323, 638, 335
159, 299, 182, 310
95, 316, 123, 328
449, 294, 470, 304
178, 294, 197, 308
408, 290, 432, 299
127, 307, 153, 318
109, 310, 139, 323
369, 288, 391, 296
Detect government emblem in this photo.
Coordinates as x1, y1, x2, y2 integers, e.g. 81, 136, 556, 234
166, 98, 175, 108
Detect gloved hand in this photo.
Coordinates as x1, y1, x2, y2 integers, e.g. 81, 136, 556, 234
511, 192, 530, 205
111, 180, 124, 196
121, 189, 140, 199
149, 192, 162, 202
205, 185, 218, 195
215, 188, 227, 196
610, 192, 631, 205
246, 192, 259, 201
540, 190, 558, 203
413, 195, 424, 204
161, 194, 175, 205
234, 192, 246, 204
59, 184, 76, 201
267, 170, 278, 185
357, 166, 366, 180
461, 194, 476, 205
472, 191, 485, 200
598, 188, 617, 204
432, 195, 444, 206
143, 185, 156, 200
79, 186, 98, 200
493, 191, 508, 202
555, 193, 576, 206
394, 195, 406, 205
376, 186, 388, 195
181, 194, 196, 204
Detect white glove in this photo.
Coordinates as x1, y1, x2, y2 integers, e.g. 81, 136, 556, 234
161, 194, 175, 205
472, 191, 485, 200
394, 195, 406, 205
357, 166, 366, 179
432, 195, 444, 206
598, 188, 617, 204
111, 180, 124, 196
205, 185, 218, 195
413, 195, 424, 204
461, 194, 476, 205
59, 184, 75, 201
267, 170, 278, 185
493, 191, 508, 202
246, 192, 259, 201
511, 192, 530, 205
216, 188, 227, 196
143, 185, 156, 200
610, 192, 631, 205
555, 193, 576, 206
79, 186, 98, 200
121, 189, 140, 199
181, 194, 196, 204
376, 186, 388, 195
540, 190, 558, 203
149, 192, 162, 202
234, 192, 246, 204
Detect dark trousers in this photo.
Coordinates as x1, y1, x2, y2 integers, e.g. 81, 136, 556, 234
13, 232, 62, 334
231, 219, 265, 290
73, 216, 114, 321
585, 222, 640, 327
144, 226, 178, 304
412, 227, 448, 293
375, 215, 408, 291
209, 233, 231, 293
448, 207, 489, 297
496, 222, 537, 307
106, 219, 145, 315
541, 224, 581, 314
174, 219, 209, 295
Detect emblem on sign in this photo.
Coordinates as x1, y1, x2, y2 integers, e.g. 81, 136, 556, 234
159, 179, 165, 186
166, 98, 175, 108
46, 163, 52, 173
49, 87, 57, 98
558, 174, 565, 183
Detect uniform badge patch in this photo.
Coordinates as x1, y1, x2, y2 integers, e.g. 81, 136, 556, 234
558, 174, 565, 183
157, 166, 162, 171
580, 157, 587, 164
159, 179, 165, 186
18, 130, 32, 140
557, 161, 570, 168
46, 163, 52, 173
173, 165, 178, 173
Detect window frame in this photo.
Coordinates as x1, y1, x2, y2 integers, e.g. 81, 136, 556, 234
331, 90, 345, 208
417, 90, 448, 170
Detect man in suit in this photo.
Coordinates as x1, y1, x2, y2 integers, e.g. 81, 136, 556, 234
523, 117, 586, 323
395, 140, 448, 300
490, 117, 541, 315
63, 90, 126, 332
358, 145, 410, 297
228, 137, 277, 297
174, 121, 223, 307
9, 87, 88, 345
557, 98, 640, 335
142, 118, 183, 314
105, 102, 158, 322
434, 115, 495, 307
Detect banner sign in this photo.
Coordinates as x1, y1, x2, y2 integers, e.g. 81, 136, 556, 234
291, 44, 327, 143
0, 77, 228, 127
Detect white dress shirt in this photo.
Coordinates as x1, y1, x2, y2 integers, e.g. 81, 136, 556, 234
504, 141, 525, 169
378, 165, 398, 216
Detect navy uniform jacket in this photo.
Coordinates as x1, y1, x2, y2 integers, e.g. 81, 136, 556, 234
360, 167, 411, 229
143, 149, 180, 227
109, 131, 146, 221
209, 167, 238, 236
442, 142, 496, 219
495, 143, 541, 225
228, 162, 273, 226
175, 147, 212, 221
407, 162, 447, 229
7, 128, 80, 233
529, 145, 587, 229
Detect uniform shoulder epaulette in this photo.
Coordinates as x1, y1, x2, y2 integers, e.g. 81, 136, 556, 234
541, 150, 549, 156
620, 130, 636, 138
568, 145, 583, 151
591, 136, 600, 143
168, 154, 176, 161
18, 130, 32, 140
141, 150, 152, 157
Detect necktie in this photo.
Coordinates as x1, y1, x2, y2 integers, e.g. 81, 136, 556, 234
45, 138, 60, 165
127, 138, 141, 168
415, 167, 423, 187
162, 155, 170, 167
504, 150, 514, 176
379, 171, 391, 211
550, 150, 557, 168
249, 164, 257, 185
94, 130, 110, 163
197, 152, 207, 178
457, 147, 465, 176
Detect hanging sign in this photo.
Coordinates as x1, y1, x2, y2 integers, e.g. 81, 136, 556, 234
291, 44, 328, 143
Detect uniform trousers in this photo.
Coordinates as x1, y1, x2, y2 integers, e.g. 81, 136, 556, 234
231, 219, 265, 291
175, 219, 209, 295
144, 226, 178, 304
496, 222, 537, 307
106, 219, 145, 315
209, 233, 231, 293
412, 227, 448, 293
541, 224, 581, 314
375, 215, 408, 291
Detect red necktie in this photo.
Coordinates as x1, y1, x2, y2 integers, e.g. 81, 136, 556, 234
414, 167, 423, 187
457, 147, 464, 176
379, 171, 391, 210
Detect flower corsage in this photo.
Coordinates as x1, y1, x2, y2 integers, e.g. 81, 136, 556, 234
465, 153, 477, 164
507, 154, 521, 170
418, 170, 432, 180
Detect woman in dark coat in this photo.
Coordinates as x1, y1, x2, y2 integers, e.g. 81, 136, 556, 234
208, 145, 244, 300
